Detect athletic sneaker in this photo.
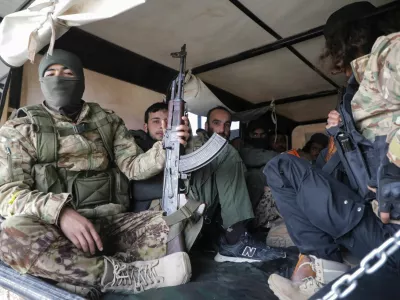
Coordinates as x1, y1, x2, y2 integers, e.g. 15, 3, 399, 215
214, 232, 286, 263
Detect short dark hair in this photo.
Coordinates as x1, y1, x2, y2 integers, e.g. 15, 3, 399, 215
206, 106, 232, 124
144, 102, 168, 123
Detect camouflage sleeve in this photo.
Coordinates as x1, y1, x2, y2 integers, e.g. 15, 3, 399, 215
379, 36, 400, 166
0, 124, 70, 224
113, 117, 165, 180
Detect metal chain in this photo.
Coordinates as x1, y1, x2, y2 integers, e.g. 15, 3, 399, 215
320, 229, 400, 300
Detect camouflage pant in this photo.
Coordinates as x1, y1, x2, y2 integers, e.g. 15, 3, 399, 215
254, 187, 281, 229
0, 211, 168, 287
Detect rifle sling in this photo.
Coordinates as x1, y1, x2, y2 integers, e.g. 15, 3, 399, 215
163, 198, 202, 226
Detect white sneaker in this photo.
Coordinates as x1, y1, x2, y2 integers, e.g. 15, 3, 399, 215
268, 274, 323, 300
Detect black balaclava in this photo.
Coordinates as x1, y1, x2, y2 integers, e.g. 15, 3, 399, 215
39, 49, 85, 119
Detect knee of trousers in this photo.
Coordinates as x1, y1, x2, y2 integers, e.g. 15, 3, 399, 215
0, 216, 59, 272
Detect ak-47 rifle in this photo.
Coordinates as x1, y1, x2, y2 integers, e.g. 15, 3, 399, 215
162, 45, 228, 254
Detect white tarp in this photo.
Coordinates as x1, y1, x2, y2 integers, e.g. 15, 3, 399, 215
0, 0, 145, 67
183, 72, 234, 115
183, 72, 275, 120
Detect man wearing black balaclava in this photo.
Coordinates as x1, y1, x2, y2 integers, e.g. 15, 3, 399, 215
240, 121, 278, 209
0, 49, 194, 296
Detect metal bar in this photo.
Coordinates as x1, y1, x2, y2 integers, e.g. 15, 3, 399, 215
229, 0, 338, 88
15, 0, 33, 12
192, 26, 323, 74
192, 1, 400, 75
0, 261, 84, 300
0, 72, 11, 118
229, 0, 281, 39
253, 89, 337, 107
8, 67, 23, 109
0, 73, 8, 83
297, 118, 327, 126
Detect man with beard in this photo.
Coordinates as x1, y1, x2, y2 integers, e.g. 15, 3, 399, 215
0, 50, 193, 297
268, 131, 287, 153
131, 104, 285, 263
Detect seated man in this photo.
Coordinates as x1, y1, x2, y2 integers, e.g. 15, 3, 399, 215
239, 122, 280, 223
287, 133, 329, 164
130, 104, 285, 263
0, 50, 192, 296
268, 131, 287, 153
302, 133, 329, 163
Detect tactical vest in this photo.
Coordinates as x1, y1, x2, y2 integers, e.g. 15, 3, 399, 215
16, 103, 130, 218
326, 75, 387, 200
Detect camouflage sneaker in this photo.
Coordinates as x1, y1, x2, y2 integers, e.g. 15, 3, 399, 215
101, 252, 191, 293
266, 219, 295, 248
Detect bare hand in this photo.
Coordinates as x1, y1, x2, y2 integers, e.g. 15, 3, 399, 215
326, 110, 342, 129
162, 116, 190, 147
59, 207, 103, 255
380, 211, 391, 224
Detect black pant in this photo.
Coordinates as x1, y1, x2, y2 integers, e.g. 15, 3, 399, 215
265, 154, 400, 269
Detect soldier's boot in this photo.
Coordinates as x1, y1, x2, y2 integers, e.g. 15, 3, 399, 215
268, 254, 349, 300
266, 219, 295, 248
101, 252, 191, 294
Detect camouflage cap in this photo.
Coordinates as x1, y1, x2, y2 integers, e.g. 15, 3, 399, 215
324, 2, 377, 38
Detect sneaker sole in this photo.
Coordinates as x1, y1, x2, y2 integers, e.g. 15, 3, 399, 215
268, 277, 294, 300
182, 252, 192, 284
214, 253, 261, 263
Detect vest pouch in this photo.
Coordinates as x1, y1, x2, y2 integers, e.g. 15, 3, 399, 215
71, 171, 112, 209
31, 163, 64, 194
112, 168, 130, 211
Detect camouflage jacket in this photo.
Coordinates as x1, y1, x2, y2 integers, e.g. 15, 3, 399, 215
0, 102, 165, 224
185, 130, 208, 153
350, 33, 400, 166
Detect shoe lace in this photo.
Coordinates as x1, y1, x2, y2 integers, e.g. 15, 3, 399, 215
301, 277, 324, 292
110, 260, 163, 293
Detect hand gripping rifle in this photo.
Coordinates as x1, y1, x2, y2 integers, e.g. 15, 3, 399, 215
162, 44, 228, 254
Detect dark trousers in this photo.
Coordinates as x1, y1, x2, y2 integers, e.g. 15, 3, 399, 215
265, 154, 400, 270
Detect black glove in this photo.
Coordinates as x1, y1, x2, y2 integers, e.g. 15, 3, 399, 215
378, 158, 400, 220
